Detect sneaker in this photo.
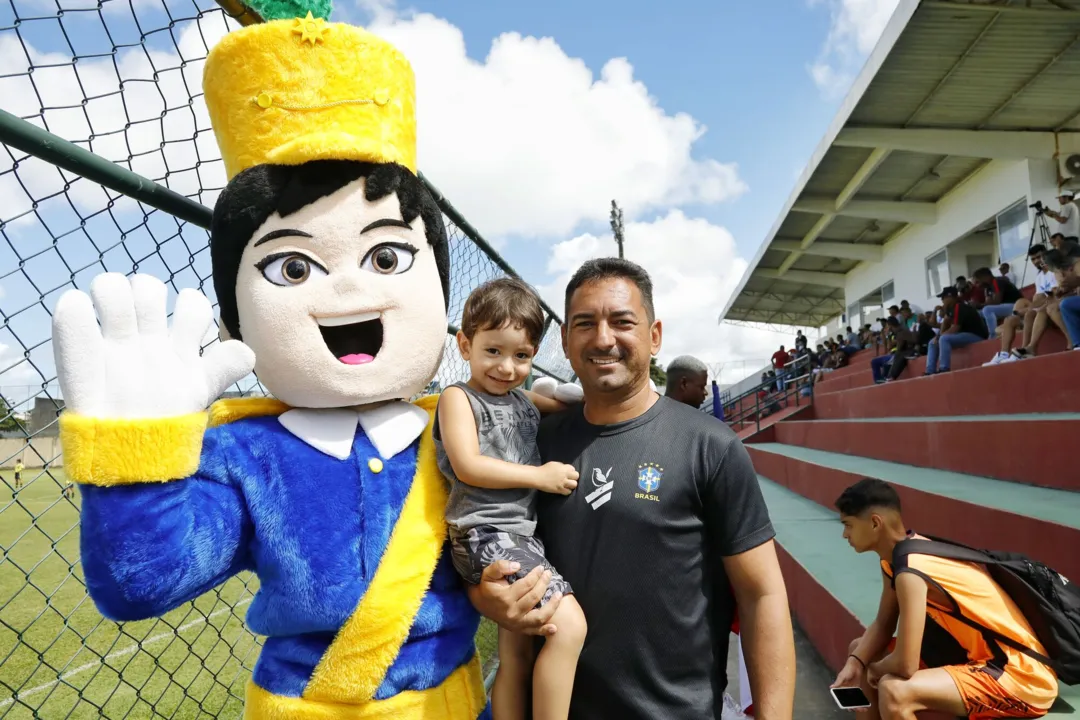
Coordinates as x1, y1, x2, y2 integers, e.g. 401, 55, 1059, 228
983, 351, 1009, 367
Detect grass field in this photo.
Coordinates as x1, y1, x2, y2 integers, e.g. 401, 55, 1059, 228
0, 466, 498, 719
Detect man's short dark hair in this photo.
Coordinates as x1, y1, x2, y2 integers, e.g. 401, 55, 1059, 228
1043, 246, 1080, 271
835, 478, 902, 517
564, 257, 655, 321
210, 160, 449, 340
1030, 244, 1047, 256
460, 276, 546, 348
973, 266, 994, 281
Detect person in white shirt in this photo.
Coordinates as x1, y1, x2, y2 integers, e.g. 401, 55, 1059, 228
984, 244, 1060, 364
1044, 190, 1079, 243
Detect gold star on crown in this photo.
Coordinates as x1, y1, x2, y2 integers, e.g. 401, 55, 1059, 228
292, 12, 329, 45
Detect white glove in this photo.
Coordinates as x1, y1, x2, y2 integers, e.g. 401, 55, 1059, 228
531, 376, 584, 404
51, 273, 256, 419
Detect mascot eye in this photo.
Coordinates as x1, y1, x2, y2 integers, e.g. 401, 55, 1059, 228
361, 243, 417, 275
257, 253, 328, 287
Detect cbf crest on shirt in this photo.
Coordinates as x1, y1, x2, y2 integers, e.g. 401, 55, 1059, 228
50, 0, 489, 716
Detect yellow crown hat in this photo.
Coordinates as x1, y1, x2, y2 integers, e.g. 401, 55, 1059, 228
203, 0, 416, 180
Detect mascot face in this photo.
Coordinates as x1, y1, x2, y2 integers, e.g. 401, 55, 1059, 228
231, 177, 447, 408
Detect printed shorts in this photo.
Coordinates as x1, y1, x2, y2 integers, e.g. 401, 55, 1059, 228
449, 525, 572, 608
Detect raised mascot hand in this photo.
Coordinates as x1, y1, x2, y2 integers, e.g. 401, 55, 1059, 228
52, 273, 256, 418
531, 376, 584, 404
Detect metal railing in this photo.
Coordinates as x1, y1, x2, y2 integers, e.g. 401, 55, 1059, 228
721, 356, 814, 435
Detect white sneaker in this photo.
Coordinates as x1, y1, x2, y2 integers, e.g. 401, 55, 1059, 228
983, 351, 1009, 366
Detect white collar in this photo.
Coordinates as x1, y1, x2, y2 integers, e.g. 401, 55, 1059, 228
278, 401, 430, 461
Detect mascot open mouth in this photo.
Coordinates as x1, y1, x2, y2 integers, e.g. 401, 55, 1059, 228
316, 312, 384, 365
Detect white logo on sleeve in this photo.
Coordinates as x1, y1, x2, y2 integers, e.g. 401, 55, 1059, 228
585, 467, 614, 510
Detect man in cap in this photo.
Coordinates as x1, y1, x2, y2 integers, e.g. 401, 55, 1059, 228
924, 287, 989, 375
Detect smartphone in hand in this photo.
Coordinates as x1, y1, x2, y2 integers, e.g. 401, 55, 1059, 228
830, 686, 871, 711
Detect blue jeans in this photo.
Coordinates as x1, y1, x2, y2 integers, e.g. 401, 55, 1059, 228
980, 303, 1014, 337
925, 332, 983, 373
1059, 295, 1080, 347
871, 355, 892, 383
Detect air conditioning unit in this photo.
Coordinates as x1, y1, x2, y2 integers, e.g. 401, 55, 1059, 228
1059, 153, 1080, 181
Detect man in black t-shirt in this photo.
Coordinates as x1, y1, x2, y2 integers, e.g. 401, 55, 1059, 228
973, 266, 1022, 338
925, 286, 989, 375
466, 258, 796, 720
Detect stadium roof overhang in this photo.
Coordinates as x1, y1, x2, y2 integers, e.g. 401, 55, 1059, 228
721, 0, 1080, 328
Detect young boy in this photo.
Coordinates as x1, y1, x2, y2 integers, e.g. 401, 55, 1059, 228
433, 277, 587, 720
13, 458, 23, 490
831, 478, 1058, 719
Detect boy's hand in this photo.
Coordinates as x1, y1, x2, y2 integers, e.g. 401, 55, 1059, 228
536, 462, 579, 495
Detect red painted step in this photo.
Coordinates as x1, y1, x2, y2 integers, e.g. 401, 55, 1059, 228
772, 417, 1079, 491
812, 349, 1080, 419
751, 446, 1080, 590
814, 333, 1071, 396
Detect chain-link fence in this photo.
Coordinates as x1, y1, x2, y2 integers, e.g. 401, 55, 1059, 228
0, 0, 570, 716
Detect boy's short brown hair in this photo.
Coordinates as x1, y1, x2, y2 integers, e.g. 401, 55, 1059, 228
461, 277, 546, 348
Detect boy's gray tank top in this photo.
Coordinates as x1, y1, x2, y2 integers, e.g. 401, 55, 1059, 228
432, 381, 541, 537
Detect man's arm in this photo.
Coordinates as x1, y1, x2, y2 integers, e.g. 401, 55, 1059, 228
724, 541, 796, 720
871, 572, 927, 681
709, 440, 795, 719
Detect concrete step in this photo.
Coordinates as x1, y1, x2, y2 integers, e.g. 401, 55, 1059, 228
771, 414, 1080, 490
747, 443, 1080, 582
814, 334, 1072, 397
732, 404, 812, 439
812, 350, 1080, 419
760, 478, 1080, 717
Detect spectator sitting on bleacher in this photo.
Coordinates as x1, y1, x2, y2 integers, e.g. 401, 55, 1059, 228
924, 286, 989, 375
1045, 244, 1080, 350
973, 266, 1023, 339
846, 325, 860, 349
985, 244, 1060, 365
870, 317, 915, 385
900, 298, 922, 317
831, 478, 1059, 720
955, 275, 986, 308
999, 262, 1017, 286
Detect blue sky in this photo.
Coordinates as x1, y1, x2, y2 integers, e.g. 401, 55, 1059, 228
0, 0, 899, 394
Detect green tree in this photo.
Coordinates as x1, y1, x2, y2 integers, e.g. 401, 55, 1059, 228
0, 397, 20, 432
649, 357, 666, 387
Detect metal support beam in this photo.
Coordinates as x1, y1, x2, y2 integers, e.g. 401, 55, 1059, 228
835, 127, 1080, 160
756, 268, 847, 289
794, 198, 937, 224
771, 240, 882, 262
777, 148, 889, 276
922, 0, 1080, 16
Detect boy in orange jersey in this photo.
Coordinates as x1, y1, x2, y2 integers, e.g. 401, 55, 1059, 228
831, 478, 1058, 719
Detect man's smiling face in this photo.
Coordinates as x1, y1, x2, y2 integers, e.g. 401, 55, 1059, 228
233, 178, 447, 408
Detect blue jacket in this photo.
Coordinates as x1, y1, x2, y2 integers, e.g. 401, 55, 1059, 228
66, 397, 489, 719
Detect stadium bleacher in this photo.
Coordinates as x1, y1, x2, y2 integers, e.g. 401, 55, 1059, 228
734, 332, 1080, 717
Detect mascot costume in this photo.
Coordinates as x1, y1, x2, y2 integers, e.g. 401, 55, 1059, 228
49, 1, 580, 716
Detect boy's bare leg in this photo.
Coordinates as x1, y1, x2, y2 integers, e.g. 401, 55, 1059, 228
533, 595, 587, 720
877, 668, 967, 720
492, 627, 534, 720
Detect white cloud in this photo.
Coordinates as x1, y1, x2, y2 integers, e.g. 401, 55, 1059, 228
536, 210, 786, 386
0, 13, 232, 225
364, 12, 747, 239
809, 0, 901, 97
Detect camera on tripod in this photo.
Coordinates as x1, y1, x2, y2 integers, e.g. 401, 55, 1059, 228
1030, 200, 1046, 214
